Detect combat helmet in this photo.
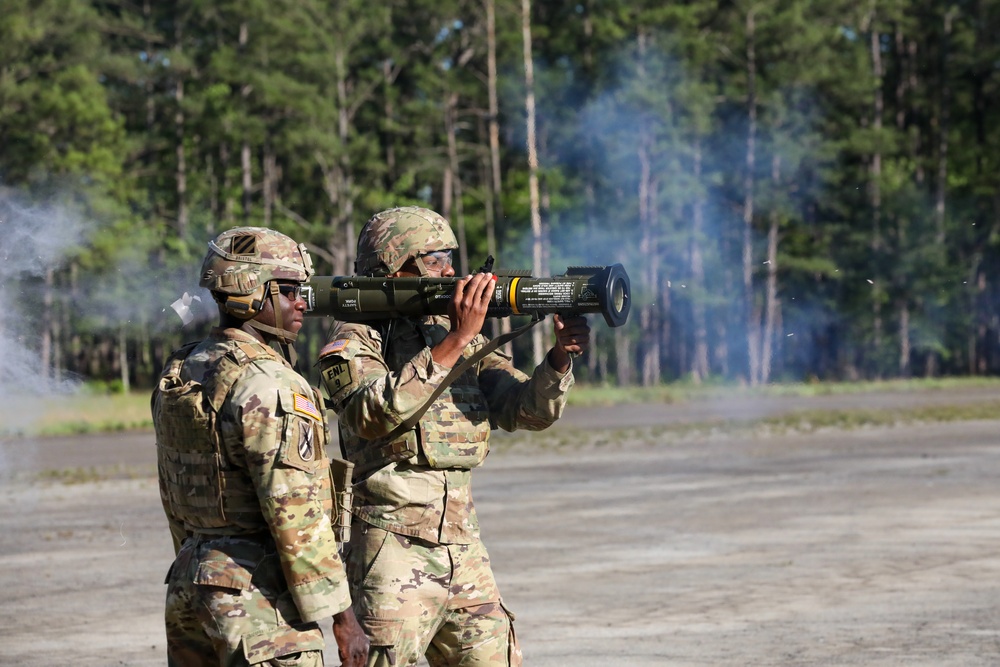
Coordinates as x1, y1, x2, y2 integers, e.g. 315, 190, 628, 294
355, 206, 458, 276
200, 227, 314, 346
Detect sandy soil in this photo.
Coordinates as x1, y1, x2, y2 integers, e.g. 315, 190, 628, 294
2, 388, 1000, 666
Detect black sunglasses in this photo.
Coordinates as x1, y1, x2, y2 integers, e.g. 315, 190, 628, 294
277, 284, 303, 300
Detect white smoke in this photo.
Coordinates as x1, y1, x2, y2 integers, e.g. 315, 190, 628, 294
0, 192, 91, 399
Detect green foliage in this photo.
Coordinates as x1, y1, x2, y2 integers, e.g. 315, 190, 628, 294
0, 1, 122, 190
5, 0, 1000, 390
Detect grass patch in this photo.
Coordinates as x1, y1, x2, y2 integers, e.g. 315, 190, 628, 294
566, 375, 1000, 406
3, 376, 1000, 438
759, 400, 1000, 433
497, 398, 1000, 453
0, 391, 153, 438
22, 464, 156, 485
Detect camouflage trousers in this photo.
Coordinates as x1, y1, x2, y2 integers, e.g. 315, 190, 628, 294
347, 523, 521, 667
164, 536, 326, 666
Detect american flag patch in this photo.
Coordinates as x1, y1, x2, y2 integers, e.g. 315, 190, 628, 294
320, 338, 349, 356
293, 393, 322, 420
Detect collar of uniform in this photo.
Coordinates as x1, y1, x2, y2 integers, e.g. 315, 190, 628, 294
210, 327, 292, 368
210, 327, 265, 344
210, 327, 280, 359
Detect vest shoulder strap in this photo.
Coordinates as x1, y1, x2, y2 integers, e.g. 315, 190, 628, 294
203, 339, 274, 412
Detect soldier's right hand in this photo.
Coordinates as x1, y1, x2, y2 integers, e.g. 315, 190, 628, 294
449, 272, 495, 342
431, 272, 495, 368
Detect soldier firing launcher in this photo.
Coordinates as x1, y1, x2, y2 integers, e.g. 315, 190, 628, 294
303, 260, 631, 327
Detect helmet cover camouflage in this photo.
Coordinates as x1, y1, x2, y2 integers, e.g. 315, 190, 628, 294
355, 206, 458, 276
200, 227, 314, 295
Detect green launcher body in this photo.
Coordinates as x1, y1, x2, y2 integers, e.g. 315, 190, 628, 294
304, 264, 631, 328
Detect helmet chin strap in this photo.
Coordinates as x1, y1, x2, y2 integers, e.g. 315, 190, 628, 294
247, 282, 298, 365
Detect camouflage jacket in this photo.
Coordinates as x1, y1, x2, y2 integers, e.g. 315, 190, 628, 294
153, 328, 351, 622
318, 316, 574, 544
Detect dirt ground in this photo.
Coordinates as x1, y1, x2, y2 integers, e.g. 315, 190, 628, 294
2, 387, 1000, 666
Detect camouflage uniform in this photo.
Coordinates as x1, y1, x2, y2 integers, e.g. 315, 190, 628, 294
153, 228, 352, 666
319, 276, 574, 664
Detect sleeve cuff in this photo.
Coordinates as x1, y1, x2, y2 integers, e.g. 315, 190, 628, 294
534, 355, 575, 399
414, 346, 451, 385
291, 577, 353, 623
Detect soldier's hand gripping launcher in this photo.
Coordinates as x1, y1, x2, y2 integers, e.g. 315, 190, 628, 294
303, 261, 631, 327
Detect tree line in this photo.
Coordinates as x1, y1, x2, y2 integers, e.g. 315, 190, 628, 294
3, 0, 1000, 393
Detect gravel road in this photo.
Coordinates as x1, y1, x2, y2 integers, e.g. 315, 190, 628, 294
2, 387, 999, 666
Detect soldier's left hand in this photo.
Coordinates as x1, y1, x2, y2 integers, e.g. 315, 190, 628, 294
332, 608, 369, 667
548, 314, 591, 372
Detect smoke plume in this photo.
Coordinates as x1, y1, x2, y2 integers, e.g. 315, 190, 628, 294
0, 193, 91, 399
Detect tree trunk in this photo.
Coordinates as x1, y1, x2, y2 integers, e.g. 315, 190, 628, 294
974, 269, 987, 374
54, 271, 65, 383
716, 335, 730, 379
521, 0, 545, 366
638, 134, 660, 386
935, 8, 955, 245
925, 350, 938, 377
898, 301, 911, 377
175, 79, 188, 239
317, 45, 355, 277
138, 323, 151, 387
660, 271, 672, 381
869, 15, 884, 375
925, 8, 956, 377
486, 0, 503, 246
485, 0, 511, 352
970, 22, 988, 375
263, 142, 276, 227
319, 160, 348, 275
118, 324, 131, 394
143, 0, 157, 227
41, 267, 54, 380
240, 22, 252, 222
383, 58, 396, 184
634, 29, 660, 387
444, 92, 469, 273
894, 24, 912, 378
615, 328, 632, 386
337, 46, 355, 275
174, 16, 188, 241
761, 155, 780, 384
207, 151, 219, 233
690, 141, 709, 382
220, 142, 235, 227
742, 8, 760, 386
761, 215, 778, 383
241, 141, 252, 222
69, 262, 80, 381
443, 125, 453, 222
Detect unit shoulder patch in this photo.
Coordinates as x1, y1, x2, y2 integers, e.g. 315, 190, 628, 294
321, 360, 354, 397
298, 421, 315, 462
280, 417, 317, 472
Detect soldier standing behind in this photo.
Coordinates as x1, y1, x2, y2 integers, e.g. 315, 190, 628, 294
317, 207, 591, 666
152, 227, 369, 667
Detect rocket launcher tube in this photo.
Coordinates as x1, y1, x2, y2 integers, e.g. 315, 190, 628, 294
303, 263, 631, 328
